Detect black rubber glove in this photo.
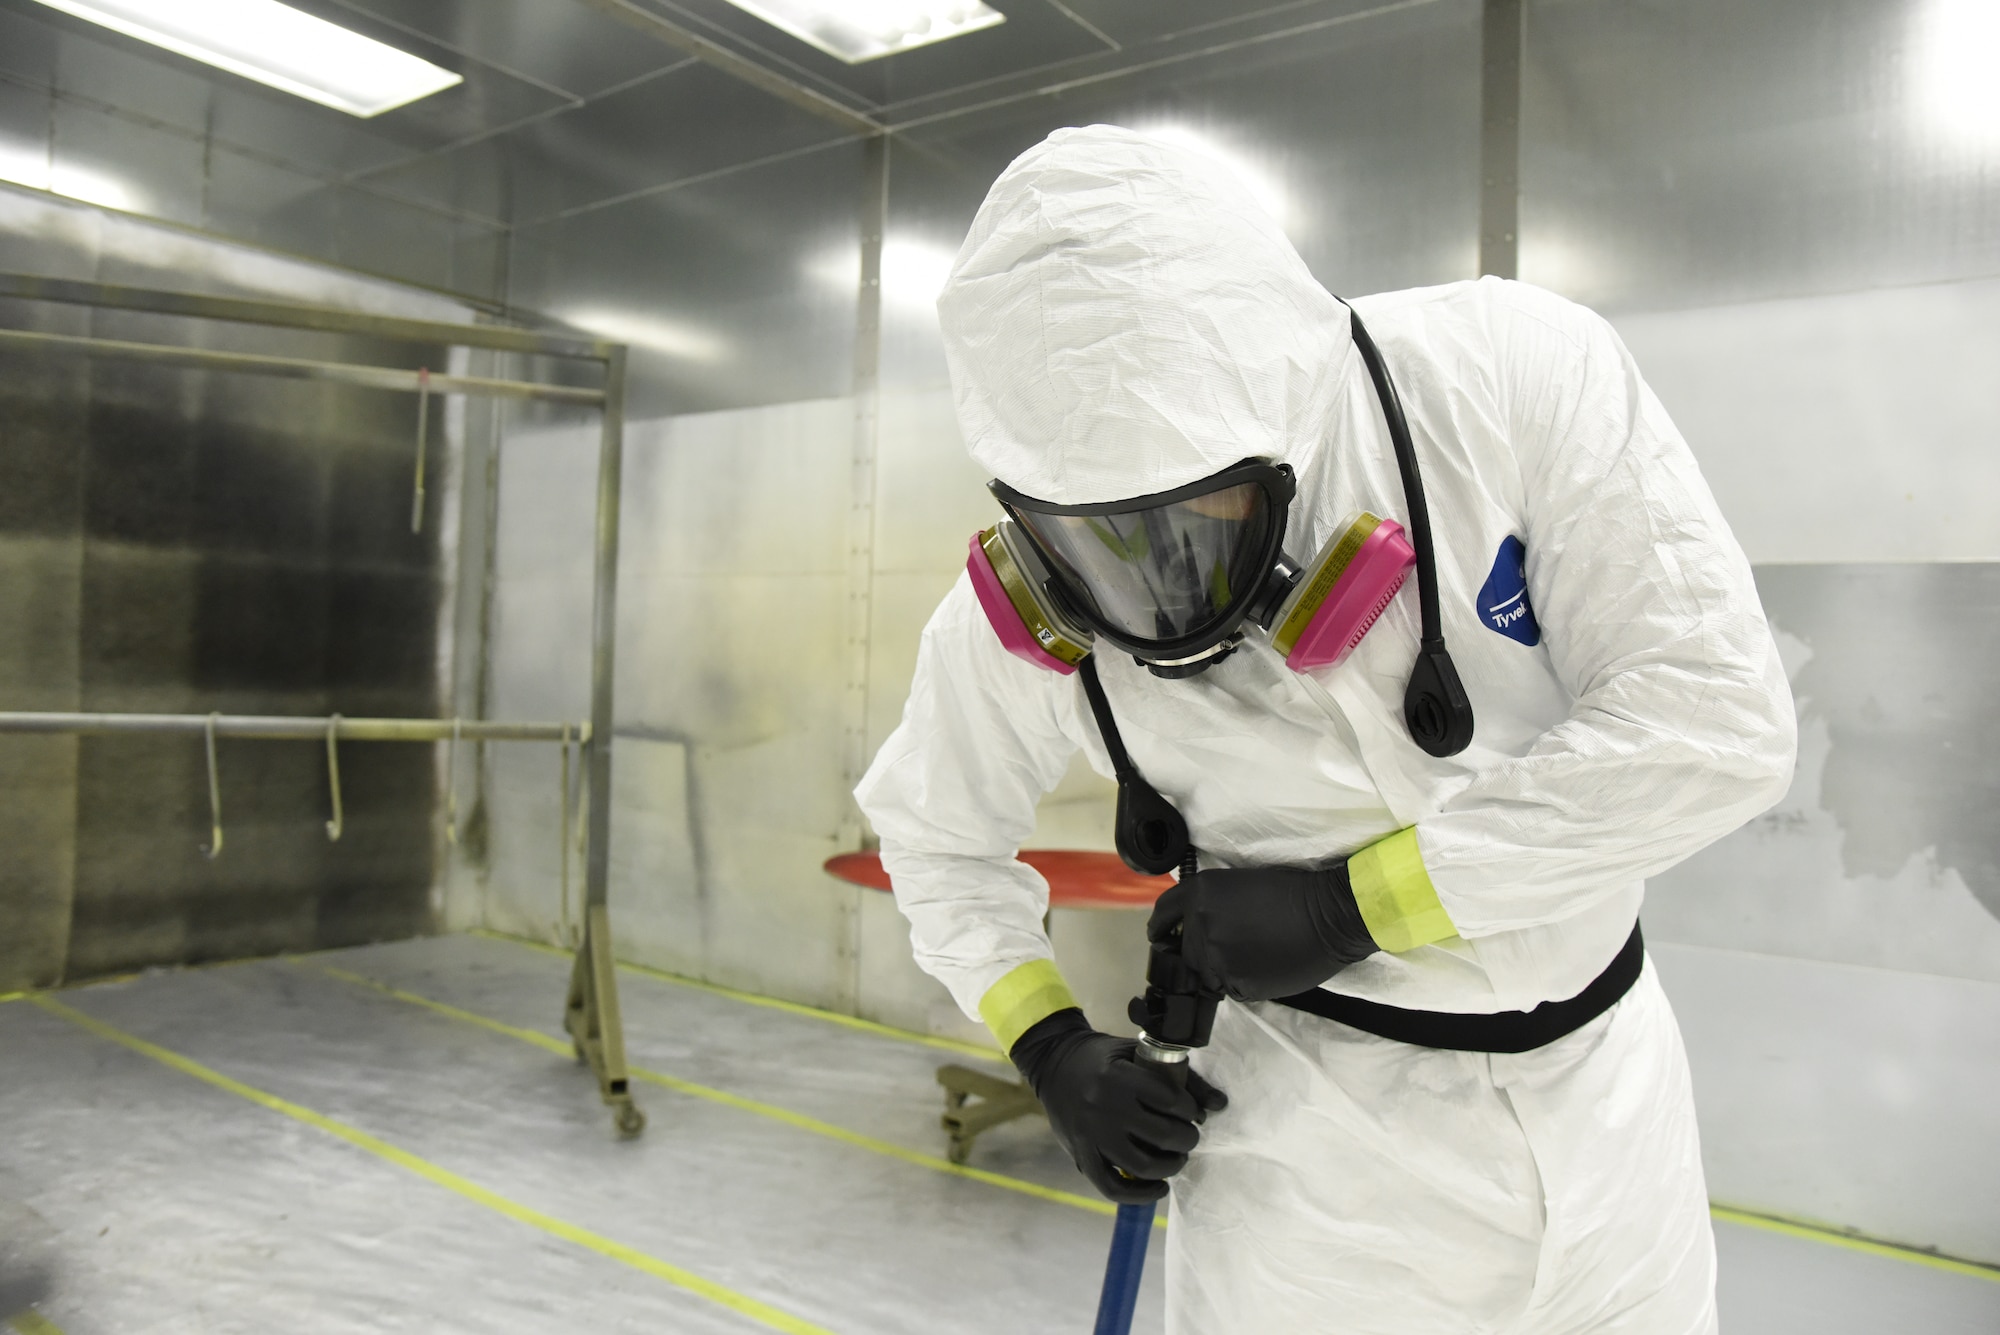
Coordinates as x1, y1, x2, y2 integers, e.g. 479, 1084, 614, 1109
1148, 863, 1380, 1002
1009, 1008, 1228, 1205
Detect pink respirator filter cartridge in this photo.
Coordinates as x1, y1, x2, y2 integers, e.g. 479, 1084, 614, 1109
966, 528, 1087, 674
1272, 516, 1417, 671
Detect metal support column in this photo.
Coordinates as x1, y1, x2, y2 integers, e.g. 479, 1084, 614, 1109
564, 344, 644, 1136
832, 133, 889, 1015
1480, 0, 1525, 280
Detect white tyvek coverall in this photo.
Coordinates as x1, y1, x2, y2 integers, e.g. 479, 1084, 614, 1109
856, 127, 1796, 1334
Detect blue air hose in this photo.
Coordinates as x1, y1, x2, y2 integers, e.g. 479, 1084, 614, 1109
1092, 846, 1211, 1334
1093, 1199, 1158, 1334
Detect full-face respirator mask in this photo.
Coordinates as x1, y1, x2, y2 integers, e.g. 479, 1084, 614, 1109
970, 461, 1417, 679
964, 303, 1476, 763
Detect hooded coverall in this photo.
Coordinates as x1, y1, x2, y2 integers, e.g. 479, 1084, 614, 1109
856, 126, 1797, 1334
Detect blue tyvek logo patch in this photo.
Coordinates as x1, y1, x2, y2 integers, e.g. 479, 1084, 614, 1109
1478, 535, 1540, 646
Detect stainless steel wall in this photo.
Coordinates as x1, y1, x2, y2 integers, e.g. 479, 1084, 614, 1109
0, 186, 474, 990
1523, 0, 2000, 310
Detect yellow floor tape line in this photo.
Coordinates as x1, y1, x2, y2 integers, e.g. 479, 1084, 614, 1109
425, 941, 2000, 1270
1710, 1204, 2000, 1283
469, 928, 1002, 1063
28, 996, 836, 1335
314, 964, 1133, 1225
9, 1311, 65, 1335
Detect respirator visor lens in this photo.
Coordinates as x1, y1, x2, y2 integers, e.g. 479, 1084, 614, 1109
1009, 482, 1277, 645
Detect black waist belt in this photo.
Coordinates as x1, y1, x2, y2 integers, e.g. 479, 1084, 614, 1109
1272, 923, 1646, 1054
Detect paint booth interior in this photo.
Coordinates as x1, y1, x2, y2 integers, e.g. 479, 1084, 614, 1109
1, 1, 1997, 1332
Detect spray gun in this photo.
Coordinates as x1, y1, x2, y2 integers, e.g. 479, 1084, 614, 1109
1075, 655, 1224, 1333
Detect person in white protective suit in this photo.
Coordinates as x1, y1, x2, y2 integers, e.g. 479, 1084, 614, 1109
855, 125, 1797, 1334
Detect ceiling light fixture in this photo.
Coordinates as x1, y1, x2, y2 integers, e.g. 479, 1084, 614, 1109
718, 0, 1004, 64
29, 0, 463, 118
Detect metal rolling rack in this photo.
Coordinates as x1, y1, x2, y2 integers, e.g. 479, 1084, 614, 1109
0, 273, 645, 1136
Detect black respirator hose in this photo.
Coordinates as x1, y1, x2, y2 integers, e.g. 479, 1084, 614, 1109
1344, 306, 1441, 644
1079, 654, 1192, 874
1342, 303, 1476, 758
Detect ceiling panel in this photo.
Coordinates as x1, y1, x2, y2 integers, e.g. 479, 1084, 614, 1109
211, 1, 579, 153
1053, 0, 1352, 48
363, 60, 845, 227
0, 5, 56, 84
324, 0, 696, 100
875, 0, 1443, 123
0, 0, 583, 188
508, 138, 863, 415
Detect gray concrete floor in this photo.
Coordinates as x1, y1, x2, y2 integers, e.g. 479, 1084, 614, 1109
0, 933, 1993, 1333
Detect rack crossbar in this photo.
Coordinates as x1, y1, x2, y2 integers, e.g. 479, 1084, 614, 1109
0, 273, 609, 360
0, 327, 605, 404
0, 713, 589, 742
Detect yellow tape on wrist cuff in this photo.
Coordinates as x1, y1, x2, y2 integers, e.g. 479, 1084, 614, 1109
979, 959, 1080, 1053
1349, 827, 1457, 953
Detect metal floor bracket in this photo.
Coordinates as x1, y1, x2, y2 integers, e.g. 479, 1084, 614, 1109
565, 904, 646, 1136
936, 1063, 1042, 1164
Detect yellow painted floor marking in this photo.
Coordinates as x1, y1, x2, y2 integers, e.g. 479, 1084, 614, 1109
9, 1310, 65, 1334
313, 963, 1133, 1224
470, 928, 1001, 1062
1711, 1205, 2000, 1282
0, 992, 24, 1005
447, 938, 2000, 1268
27, 996, 835, 1335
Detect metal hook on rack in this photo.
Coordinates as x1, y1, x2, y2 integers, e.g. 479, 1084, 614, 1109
324, 713, 344, 842
444, 715, 461, 846
201, 712, 223, 859
410, 366, 431, 534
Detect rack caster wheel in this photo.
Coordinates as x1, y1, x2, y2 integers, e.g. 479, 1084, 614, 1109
614, 1102, 646, 1137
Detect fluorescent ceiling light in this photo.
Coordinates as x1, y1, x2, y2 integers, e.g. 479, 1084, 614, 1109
0, 140, 140, 212
720, 0, 1004, 64
29, 0, 462, 118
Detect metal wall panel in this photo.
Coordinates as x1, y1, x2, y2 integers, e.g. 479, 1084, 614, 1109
1523, 0, 2000, 311
508, 141, 863, 418
1611, 280, 2000, 565
1657, 942, 2000, 1265
478, 399, 861, 1005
